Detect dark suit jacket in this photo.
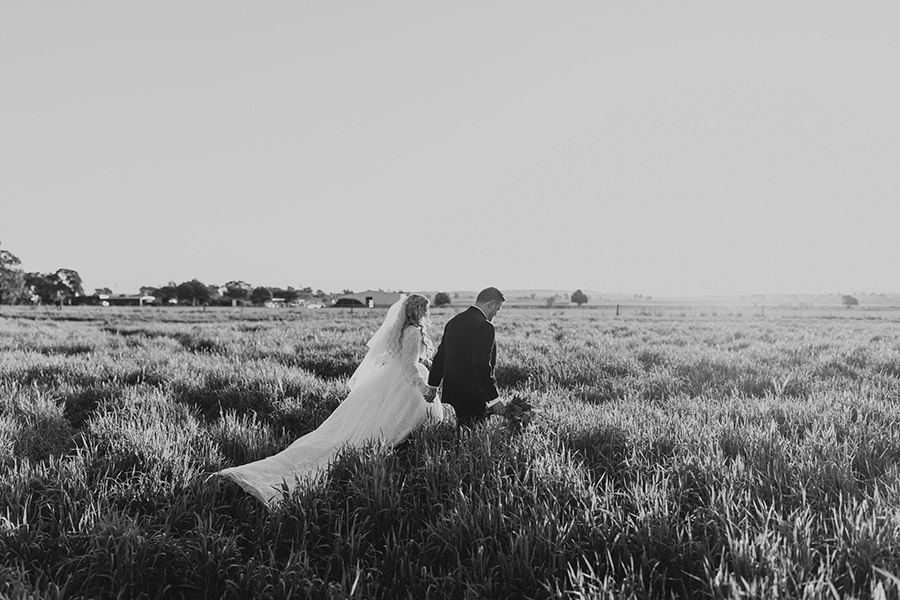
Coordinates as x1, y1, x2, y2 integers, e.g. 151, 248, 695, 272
428, 306, 498, 425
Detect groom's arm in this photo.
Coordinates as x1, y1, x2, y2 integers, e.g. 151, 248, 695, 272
472, 322, 499, 402
428, 337, 446, 387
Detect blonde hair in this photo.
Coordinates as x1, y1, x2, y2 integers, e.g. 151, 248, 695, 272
400, 294, 434, 356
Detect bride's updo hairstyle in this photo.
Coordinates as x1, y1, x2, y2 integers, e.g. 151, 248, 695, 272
404, 294, 429, 323
400, 294, 434, 356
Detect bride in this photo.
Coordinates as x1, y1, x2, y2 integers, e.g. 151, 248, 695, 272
219, 293, 443, 505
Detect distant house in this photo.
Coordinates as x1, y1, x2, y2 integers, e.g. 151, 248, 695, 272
104, 295, 156, 307
70, 294, 155, 307
70, 295, 103, 306
333, 290, 402, 308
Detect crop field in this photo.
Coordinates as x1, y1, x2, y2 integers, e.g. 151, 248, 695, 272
2, 305, 900, 599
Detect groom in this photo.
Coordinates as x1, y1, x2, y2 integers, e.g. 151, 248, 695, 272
428, 287, 505, 428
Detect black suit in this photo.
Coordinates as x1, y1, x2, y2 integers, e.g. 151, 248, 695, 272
428, 306, 498, 427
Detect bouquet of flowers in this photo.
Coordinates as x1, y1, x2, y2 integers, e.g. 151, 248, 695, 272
487, 394, 537, 433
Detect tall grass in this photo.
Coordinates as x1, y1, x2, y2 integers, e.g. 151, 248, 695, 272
1, 306, 900, 598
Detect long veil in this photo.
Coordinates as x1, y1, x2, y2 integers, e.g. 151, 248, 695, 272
347, 294, 408, 391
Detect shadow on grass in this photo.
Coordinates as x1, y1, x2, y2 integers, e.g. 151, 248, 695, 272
558, 422, 630, 482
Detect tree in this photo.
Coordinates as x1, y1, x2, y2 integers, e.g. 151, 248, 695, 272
277, 286, 301, 304
841, 295, 859, 308
95, 287, 113, 296
434, 292, 451, 307
176, 279, 211, 306
545, 295, 556, 308
224, 280, 252, 302
0, 246, 25, 304
154, 282, 178, 305
570, 289, 589, 307
251, 286, 273, 305
206, 284, 222, 305
53, 268, 84, 302
24, 272, 58, 304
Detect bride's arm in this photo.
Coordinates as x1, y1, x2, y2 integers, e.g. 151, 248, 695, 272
401, 327, 435, 398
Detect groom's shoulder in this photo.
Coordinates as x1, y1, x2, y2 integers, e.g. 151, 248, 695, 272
453, 306, 477, 320
448, 306, 478, 327
469, 309, 493, 330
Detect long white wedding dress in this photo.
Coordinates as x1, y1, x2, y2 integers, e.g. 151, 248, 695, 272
219, 298, 443, 506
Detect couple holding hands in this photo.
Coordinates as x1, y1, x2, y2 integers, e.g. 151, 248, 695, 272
221, 287, 507, 505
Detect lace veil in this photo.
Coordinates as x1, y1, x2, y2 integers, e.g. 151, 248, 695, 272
347, 294, 408, 391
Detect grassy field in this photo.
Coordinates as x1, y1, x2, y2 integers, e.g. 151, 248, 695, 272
2, 305, 900, 599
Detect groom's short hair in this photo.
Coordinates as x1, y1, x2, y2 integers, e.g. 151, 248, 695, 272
476, 287, 505, 304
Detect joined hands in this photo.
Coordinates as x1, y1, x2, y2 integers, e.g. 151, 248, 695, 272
486, 398, 506, 415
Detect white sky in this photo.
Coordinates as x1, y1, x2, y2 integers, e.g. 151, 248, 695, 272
2, 2, 898, 297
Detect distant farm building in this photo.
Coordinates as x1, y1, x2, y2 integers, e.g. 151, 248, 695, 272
104, 295, 156, 306
333, 290, 402, 308
71, 294, 156, 307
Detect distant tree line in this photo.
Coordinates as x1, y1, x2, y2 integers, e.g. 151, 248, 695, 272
142, 279, 327, 307
0, 244, 84, 305
0, 243, 329, 307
